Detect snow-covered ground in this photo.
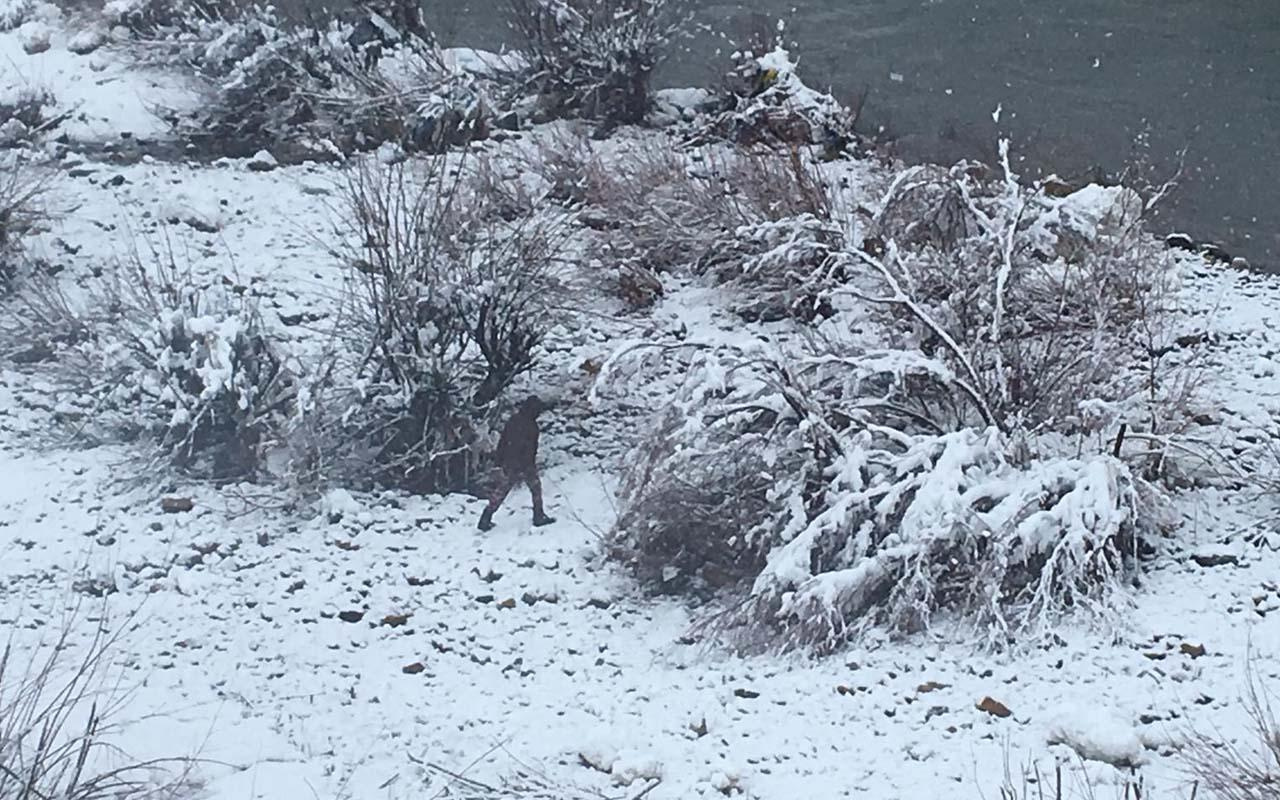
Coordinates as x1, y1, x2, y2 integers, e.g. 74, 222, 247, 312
2, 15, 1279, 800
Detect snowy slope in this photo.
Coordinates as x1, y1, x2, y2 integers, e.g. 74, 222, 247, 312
1, 18, 1278, 800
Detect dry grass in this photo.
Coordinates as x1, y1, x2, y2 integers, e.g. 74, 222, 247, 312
0, 608, 202, 800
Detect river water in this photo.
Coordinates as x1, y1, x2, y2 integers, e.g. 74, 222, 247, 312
422, 0, 1280, 268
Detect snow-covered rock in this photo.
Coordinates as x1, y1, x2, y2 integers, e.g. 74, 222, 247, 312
1047, 709, 1148, 768
17, 18, 49, 53
67, 27, 106, 55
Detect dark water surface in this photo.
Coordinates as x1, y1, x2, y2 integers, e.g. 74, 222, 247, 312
423, 0, 1279, 267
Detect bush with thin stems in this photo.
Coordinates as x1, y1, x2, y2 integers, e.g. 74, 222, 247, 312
292, 154, 575, 494
504, 0, 684, 130
0, 608, 201, 800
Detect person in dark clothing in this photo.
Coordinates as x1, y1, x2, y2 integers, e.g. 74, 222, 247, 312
478, 397, 555, 531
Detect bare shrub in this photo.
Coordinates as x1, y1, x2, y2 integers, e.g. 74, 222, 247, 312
1184, 658, 1280, 800
543, 132, 844, 318
504, 0, 683, 130
0, 610, 201, 800
11, 232, 296, 480
857, 145, 1184, 444
297, 155, 574, 494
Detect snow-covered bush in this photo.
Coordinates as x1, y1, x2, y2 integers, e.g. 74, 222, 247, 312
601, 337, 1165, 652
16, 235, 296, 479
505, 0, 682, 130
131, 1, 471, 159
1, 614, 201, 800
0, 0, 38, 32
0, 84, 56, 147
298, 156, 573, 493
0, 156, 44, 294
857, 147, 1184, 441
551, 134, 842, 318
709, 43, 856, 149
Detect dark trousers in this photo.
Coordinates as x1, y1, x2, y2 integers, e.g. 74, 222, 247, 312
482, 468, 545, 520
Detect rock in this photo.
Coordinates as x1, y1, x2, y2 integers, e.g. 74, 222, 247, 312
494, 110, 520, 131
1047, 711, 1146, 768
18, 21, 51, 54
68, 28, 107, 55
1196, 242, 1231, 263
375, 141, 405, 165
11, 342, 54, 364
338, 610, 364, 623
733, 688, 759, 699
1191, 551, 1239, 568
977, 696, 1012, 718
917, 681, 949, 694
497, 598, 516, 609
161, 497, 194, 514
1042, 175, 1075, 198
586, 598, 612, 610
1180, 642, 1206, 658
402, 661, 425, 674
0, 119, 29, 147
246, 149, 278, 172
1165, 232, 1196, 251
521, 592, 540, 605
381, 613, 410, 627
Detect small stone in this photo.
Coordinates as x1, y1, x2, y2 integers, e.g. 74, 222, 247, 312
977, 696, 1012, 718
246, 149, 278, 172
497, 598, 517, 609
474, 594, 494, 604
19, 21, 51, 54
402, 662, 425, 675
381, 613, 410, 627
161, 497, 194, 514
68, 28, 107, 55
1192, 552, 1239, 568
1180, 642, 1206, 659
520, 592, 540, 605
733, 688, 759, 699
586, 598, 611, 610
338, 610, 364, 623
918, 681, 949, 694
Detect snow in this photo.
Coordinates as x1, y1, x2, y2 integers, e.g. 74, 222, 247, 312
1, 15, 1279, 800
1046, 708, 1148, 768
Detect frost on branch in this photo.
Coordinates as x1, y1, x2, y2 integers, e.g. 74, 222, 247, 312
603, 338, 1163, 652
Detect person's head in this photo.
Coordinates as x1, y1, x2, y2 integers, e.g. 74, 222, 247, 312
518, 396, 553, 417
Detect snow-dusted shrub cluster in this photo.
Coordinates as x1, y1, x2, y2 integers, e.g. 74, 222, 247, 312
296, 157, 573, 493
553, 133, 844, 317
0, 156, 43, 293
710, 43, 855, 149
16, 237, 296, 480
126, 0, 479, 159
0, 0, 38, 32
505, 0, 682, 130
601, 338, 1164, 651
600, 133, 1186, 649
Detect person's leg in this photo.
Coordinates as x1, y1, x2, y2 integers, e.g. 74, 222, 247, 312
478, 473, 513, 531
525, 471, 555, 526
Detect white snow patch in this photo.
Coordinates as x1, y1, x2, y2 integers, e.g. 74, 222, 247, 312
1047, 709, 1148, 767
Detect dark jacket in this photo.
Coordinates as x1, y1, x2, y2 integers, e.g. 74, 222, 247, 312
495, 399, 548, 475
